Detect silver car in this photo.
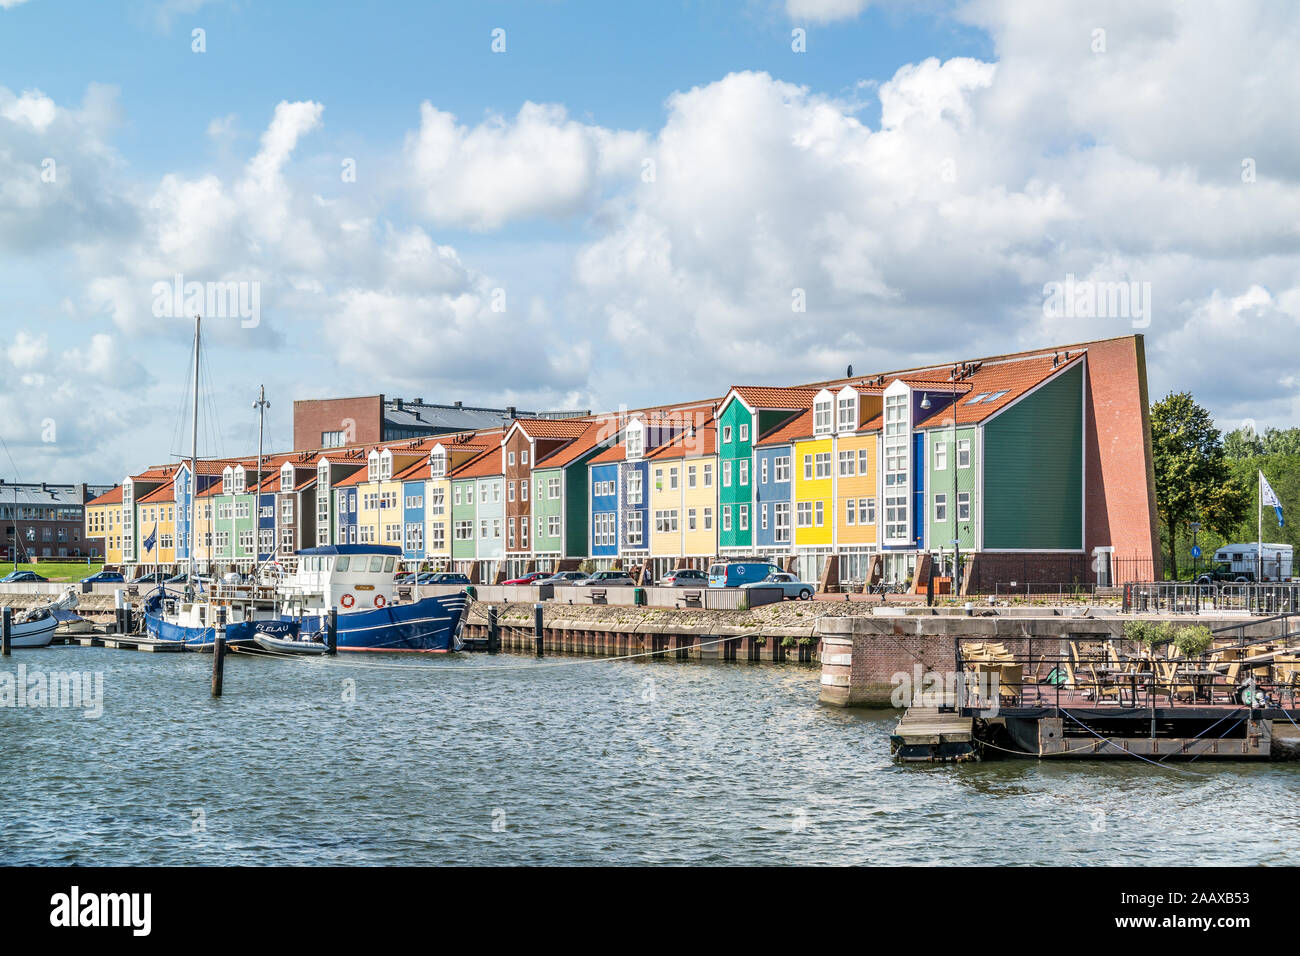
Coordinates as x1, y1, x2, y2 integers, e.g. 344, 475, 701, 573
740, 572, 814, 601
538, 571, 588, 586
575, 570, 637, 587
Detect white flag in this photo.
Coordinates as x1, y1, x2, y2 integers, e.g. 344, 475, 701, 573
1260, 471, 1284, 527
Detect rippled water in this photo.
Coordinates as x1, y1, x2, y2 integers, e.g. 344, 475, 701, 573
3, 645, 1298, 865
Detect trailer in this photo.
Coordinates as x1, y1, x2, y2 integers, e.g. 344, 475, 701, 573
1198, 542, 1293, 583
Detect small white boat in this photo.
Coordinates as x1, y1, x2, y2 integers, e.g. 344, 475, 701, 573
6, 614, 57, 648
252, 632, 328, 656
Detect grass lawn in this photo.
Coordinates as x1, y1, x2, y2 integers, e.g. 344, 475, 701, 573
3, 562, 104, 582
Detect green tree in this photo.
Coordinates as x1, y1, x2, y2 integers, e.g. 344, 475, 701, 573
1151, 392, 1250, 578
1263, 427, 1300, 457
1224, 426, 1264, 460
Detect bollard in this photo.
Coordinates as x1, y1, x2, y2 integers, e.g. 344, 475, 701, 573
487, 605, 500, 654
1, 606, 10, 656
327, 607, 338, 656
211, 608, 227, 698
534, 602, 544, 657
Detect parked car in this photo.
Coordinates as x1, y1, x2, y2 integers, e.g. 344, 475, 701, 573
417, 571, 471, 586
1194, 563, 1253, 585
132, 571, 170, 584
575, 570, 636, 587
707, 561, 782, 588
502, 571, 548, 585
163, 572, 191, 584
660, 568, 707, 587
1, 570, 48, 583
538, 571, 587, 586
741, 572, 814, 601
394, 571, 415, 584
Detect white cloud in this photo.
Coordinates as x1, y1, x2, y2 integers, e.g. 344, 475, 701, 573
785, 0, 872, 23
404, 101, 648, 230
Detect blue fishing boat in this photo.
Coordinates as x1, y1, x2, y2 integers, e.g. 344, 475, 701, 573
144, 545, 469, 652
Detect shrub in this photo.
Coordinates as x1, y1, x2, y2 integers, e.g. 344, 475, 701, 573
1173, 624, 1213, 658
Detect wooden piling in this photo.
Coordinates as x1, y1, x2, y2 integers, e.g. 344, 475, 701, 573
326, 607, 338, 656
534, 603, 544, 657
211, 610, 226, 698
1, 606, 10, 656
487, 605, 500, 653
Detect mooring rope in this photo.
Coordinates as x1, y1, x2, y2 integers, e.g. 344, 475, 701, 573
226, 632, 746, 673
1057, 708, 1208, 777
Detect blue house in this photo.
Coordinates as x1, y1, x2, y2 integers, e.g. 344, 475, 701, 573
257, 490, 276, 561
589, 457, 621, 559
403, 477, 425, 559
754, 441, 794, 550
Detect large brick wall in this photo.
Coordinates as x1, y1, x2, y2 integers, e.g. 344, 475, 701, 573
292, 395, 384, 452
1082, 336, 1161, 576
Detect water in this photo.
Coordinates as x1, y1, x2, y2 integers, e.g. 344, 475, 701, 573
3, 646, 1299, 865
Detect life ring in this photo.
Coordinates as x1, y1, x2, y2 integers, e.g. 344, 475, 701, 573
340, 593, 355, 608
374, 594, 387, 609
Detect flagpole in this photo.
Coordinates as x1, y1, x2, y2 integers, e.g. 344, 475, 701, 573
1258, 469, 1263, 582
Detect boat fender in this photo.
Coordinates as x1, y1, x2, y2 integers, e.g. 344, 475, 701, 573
374, 594, 387, 609
340, 593, 355, 608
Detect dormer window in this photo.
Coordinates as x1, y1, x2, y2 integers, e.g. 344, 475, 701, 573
280, 463, 294, 493
836, 388, 858, 432
625, 422, 644, 459
379, 449, 393, 480
813, 393, 833, 435
430, 452, 446, 478
367, 451, 380, 482
221, 467, 233, 495
232, 467, 246, 494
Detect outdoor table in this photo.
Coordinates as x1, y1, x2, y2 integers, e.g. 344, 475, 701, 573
1180, 668, 1223, 703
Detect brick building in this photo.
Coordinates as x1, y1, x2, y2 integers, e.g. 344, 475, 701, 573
0, 481, 117, 561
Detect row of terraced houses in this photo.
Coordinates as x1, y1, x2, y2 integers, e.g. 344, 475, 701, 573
84, 335, 1162, 591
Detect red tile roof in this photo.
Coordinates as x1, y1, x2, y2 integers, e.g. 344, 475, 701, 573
913, 353, 1084, 427
136, 482, 176, 504
588, 443, 627, 465
727, 386, 820, 411
87, 486, 123, 506
646, 424, 717, 460
452, 449, 503, 479
535, 424, 611, 468
513, 419, 593, 440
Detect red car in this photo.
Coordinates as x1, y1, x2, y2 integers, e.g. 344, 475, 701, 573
502, 571, 549, 585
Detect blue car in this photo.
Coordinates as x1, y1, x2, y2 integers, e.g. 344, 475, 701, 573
81, 570, 125, 584
1, 570, 48, 583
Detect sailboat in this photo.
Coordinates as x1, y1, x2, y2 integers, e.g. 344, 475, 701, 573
142, 316, 471, 652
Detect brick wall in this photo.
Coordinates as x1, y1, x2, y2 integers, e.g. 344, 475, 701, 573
293, 396, 383, 452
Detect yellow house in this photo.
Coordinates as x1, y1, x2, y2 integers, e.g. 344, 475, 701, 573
85, 487, 124, 564
645, 424, 719, 579
136, 482, 178, 566
792, 433, 833, 549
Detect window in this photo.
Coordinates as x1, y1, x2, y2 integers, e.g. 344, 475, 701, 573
722, 425, 732, 444
722, 506, 732, 532
803, 455, 813, 480
430, 454, 446, 478
983, 389, 1009, 403
508, 517, 515, 548
367, 456, 379, 482
739, 460, 749, 486
547, 515, 561, 537
480, 520, 488, 539
492, 519, 501, 539
796, 502, 813, 527
654, 467, 664, 491
508, 451, 516, 467
454, 521, 474, 541
258, 529, 273, 553
703, 507, 713, 530
687, 508, 697, 531
815, 453, 831, 479
507, 483, 515, 502
430, 488, 445, 515
654, 510, 679, 533
687, 465, 697, 489
430, 525, 445, 550
626, 512, 643, 546
760, 458, 769, 484
857, 448, 869, 475
521, 518, 527, 548
965, 393, 991, 405
521, 450, 528, 465
280, 529, 294, 552
722, 461, 732, 487
669, 467, 678, 490
281, 499, 294, 522
775, 456, 791, 483
627, 472, 643, 505
703, 463, 713, 487
934, 440, 947, 471
774, 503, 791, 542
739, 505, 749, 531
837, 394, 857, 431
280, 466, 294, 492
761, 504, 769, 530
738, 423, 749, 442
405, 494, 423, 510
548, 477, 560, 499
466, 485, 474, 505
957, 492, 970, 522
863, 498, 876, 525
814, 399, 833, 435
453, 486, 462, 506
384, 524, 401, 543
846, 498, 856, 525
625, 429, 643, 459
359, 525, 376, 544
934, 493, 947, 523
957, 439, 971, 468
215, 531, 230, 554
521, 481, 528, 502
322, 430, 346, 448
814, 501, 824, 526
885, 494, 908, 540
838, 450, 855, 476
235, 500, 249, 519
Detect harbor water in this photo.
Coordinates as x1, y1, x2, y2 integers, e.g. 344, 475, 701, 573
4, 646, 1300, 866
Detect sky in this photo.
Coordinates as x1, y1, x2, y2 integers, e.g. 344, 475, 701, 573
1, 0, 1298, 485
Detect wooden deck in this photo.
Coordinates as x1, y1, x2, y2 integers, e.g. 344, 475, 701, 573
890, 705, 976, 762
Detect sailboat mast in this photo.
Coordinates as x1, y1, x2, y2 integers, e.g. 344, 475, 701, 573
253, 385, 268, 571
188, 315, 201, 589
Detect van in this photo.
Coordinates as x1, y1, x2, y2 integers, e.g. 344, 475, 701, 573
708, 561, 782, 588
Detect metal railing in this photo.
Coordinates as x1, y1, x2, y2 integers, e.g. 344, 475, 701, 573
1123, 582, 1300, 615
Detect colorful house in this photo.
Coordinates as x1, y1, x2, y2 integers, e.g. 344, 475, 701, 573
645, 422, 718, 581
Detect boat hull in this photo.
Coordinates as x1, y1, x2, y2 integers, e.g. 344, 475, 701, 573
147, 592, 468, 653
7, 616, 57, 648
253, 633, 326, 655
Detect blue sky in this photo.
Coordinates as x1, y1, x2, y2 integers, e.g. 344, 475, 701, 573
1, 0, 1298, 484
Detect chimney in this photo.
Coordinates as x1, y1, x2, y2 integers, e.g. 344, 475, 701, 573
454, 401, 463, 408
506, 405, 517, 419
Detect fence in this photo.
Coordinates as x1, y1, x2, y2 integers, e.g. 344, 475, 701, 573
1123, 582, 1300, 615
